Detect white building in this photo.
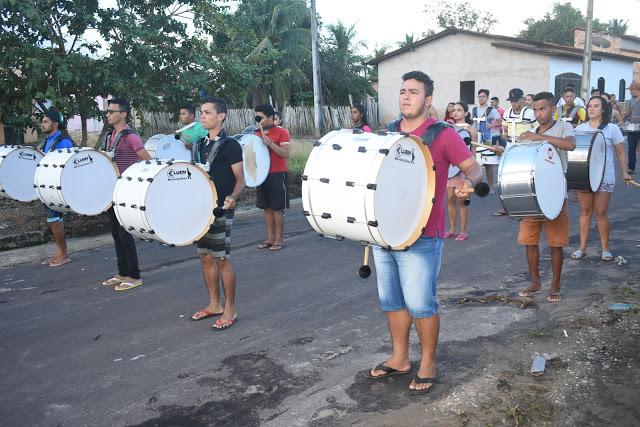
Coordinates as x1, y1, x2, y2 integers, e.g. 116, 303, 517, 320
369, 29, 637, 125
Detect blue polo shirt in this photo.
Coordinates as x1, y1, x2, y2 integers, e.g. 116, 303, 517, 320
43, 131, 74, 153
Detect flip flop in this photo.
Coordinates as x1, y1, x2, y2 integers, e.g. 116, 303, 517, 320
366, 363, 411, 379
270, 244, 284, 251
570, 250, 586, 260
190, 309, 223, 321
455, 232, 468, 241
518, 288, 542, 297
546, 293, 561, 303
49, 258, 72, 267
102, 276, 123, 286
443, 231, 457, 239
41, 257, 53, 265
493, 210, 508, 216
114, 280, 143, 291
409, 376, 435, 394
257, 242, 273, 249
212, 316, 237, 330
601, 251, 613, 262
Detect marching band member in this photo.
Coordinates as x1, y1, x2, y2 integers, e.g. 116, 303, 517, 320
177, 104, 208, 151
350, 104, 372, 132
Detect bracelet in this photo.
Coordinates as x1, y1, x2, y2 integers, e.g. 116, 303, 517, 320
464, 177, 475, 187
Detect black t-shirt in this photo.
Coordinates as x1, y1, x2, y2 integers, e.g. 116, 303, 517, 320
198, 130, 243, 207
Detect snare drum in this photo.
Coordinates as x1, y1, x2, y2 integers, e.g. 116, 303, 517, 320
302, 129, 435, 250
145, 134, 192, 161
113, 160, 217, 246
0, 145, 44, 202
498, 142, 566, 220
449, 127, 471, 177
34, 148, 119, 215
504, 120, 535, 141
566, 131, 606, 191
237, 134, 270, 187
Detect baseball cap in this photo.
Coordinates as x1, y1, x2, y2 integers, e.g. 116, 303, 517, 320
507, 88, 524, 101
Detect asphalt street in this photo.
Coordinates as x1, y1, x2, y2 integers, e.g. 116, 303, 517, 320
0, 173, 638, 426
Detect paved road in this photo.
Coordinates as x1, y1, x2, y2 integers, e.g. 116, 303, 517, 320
0, 175, 638, 426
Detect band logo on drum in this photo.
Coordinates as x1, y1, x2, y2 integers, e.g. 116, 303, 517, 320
167, 167, 192, 181
544, 147, 556, 165
73, 154, 94, 168
18, 151, 37, 161
162, 143, 171, 150
395, 144, 416, 164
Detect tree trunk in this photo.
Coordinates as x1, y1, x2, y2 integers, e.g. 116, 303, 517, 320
80, 113, 88, 147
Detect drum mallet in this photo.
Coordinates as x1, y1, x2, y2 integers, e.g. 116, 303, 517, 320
174, 122, 197, 146
461, 182, 491, 206
359, 245, 372, 279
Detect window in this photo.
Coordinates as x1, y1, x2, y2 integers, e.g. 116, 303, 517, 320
597, 77, 605, 93
554, 73, 581, 101
619, 79, 626, 102
460, 81, 475, 105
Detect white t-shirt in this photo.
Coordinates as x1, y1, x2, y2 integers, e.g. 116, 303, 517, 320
532, 120, 575, 172
575, 122, 624, 184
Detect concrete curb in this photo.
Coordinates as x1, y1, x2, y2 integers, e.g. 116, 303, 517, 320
0, 198, 304, 268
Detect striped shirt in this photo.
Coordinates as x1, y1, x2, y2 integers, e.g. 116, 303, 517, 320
108, 125, 144, 173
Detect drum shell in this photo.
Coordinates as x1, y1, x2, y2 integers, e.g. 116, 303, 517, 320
34, 148, 119, 215
113, 160, 217, 246
498, 142, 566, 220
566, 132, 606, 191
145, 134, 192, 161
0, 146, 44, 202
301, 129, 435, 250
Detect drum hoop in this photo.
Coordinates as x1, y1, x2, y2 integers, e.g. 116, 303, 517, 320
141, 161, 218, 245
375, 134, 435, 250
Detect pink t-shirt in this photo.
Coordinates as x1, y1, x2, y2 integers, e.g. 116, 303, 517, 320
108, 125, 144, 173
398, 118, 474, 238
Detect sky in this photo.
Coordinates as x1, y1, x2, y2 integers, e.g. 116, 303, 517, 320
315, 0, 640, 55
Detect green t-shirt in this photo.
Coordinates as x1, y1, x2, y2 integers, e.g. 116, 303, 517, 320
180, 122, 208, 144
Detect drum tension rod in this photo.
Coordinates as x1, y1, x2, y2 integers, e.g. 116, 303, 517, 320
303, 210, 310, 216
358, 147, 366, 153
313, 141, 321, 146
126, 177, 133, 181
332, 144, 342, 150
301, 175, 307, 181
367, 220, 378, 227
347, 217, 355, 223
321, 213, 332, 219
320, 178, 330, 184
346, 181, 354, 187
366, 184, 377, 190
378, 149, 389, 155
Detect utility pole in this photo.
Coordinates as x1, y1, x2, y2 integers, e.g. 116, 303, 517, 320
581, 0, 594, 101
310, 0, 323, 137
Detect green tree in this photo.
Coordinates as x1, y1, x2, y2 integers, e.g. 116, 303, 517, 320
398, 33, 416, 48
607, 19, 628, 36
320, 21, 372, 105
425, 0, 497, 33
519, 2, 607, 46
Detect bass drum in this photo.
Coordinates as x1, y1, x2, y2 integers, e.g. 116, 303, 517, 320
113, 160, 217, 246
145, 134, 192, 161
34, 148, 119, 215
498, 142, 566, 220
0, 145, 44, 202
237, 134, 270, 187
302, 129, 435, 250
566, 131, 606, 191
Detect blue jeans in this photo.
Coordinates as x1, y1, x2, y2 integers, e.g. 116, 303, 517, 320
628, 132, 639, 171
372, 237, 444, 318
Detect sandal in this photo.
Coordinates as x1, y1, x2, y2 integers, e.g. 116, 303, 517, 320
455, 232, 468, 241
270, 243, 284, 251
49, 258, 72, 267
546, 292, 561, 303
102, 276, 124, 286
114, 279, 143, 291
493, 209, 508, 216
257, 242, 273, 249
443, 231, 457, 239
601, 251, 613, 262
570, 250, 586, 260
212, 316, 237, 330
190, 309, 223, 321
409, 376, 435, 394
518, 288, 542, 297
366, 363, 411, 379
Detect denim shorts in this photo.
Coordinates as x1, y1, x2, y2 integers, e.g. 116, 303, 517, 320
43, 205, 64, 223
372, 236, 444, 318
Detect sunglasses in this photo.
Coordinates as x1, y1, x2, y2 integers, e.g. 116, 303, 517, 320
106, 109, 124, 114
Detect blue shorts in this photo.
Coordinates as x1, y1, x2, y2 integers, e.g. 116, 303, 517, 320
44, 205, 64, 223
372, 236, 443, 318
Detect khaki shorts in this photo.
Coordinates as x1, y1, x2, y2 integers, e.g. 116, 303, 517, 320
517, 202, 569, 247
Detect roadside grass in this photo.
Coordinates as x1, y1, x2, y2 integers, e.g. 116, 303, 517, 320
289, 138, 314, 174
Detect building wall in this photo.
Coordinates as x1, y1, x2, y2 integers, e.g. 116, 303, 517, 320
548, 56, 634, 100
376, 34, 550, 125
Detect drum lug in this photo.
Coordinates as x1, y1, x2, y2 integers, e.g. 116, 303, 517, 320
320, 178, 330, 184
119, 203, 126, 207
331, 144, 342, 150
301, 175, 308, 181
59, 164, 64, 168
335, 235, 344, 241
126, 176, 133, 181
148, 230, 155, 235
432, 165, 436, 171
56, 186, 61, 190
43, 164, 48, 167
33, 184, 36, 188
347, 217, 355, 223
367, 220, 379, 227
146, 178, 153, 182
139, 206, 146, 211
138, 177, 143, 182
145, 160, 151, 164
128, 226, 135, 231
313, 141, 321, 146
48, 185, 54, 189
167, 160, 174, 165
352, 128, 363, 134
303, 210, 310, 216
48, 203, 54, 206
321, 212, 332, 219
39, 185, 45, 188
156, 161, 162, 165
366, 183, 377, 190
378, 149, 389, 155
53, 164, 58, 168
139, 228, 146, 233
36, 164, 40, 167
346, 181, 354, 187
358, 146, 366, 153
130, 204, 137, 209
376, 131, 388, 136
64, 205, 69, 209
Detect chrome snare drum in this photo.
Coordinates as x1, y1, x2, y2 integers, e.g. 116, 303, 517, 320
498, 141, 566, 220
566, 131, 606, 192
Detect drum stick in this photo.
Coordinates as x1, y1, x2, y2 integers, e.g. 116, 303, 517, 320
625, 179, 640, 188
358, 245, 372, 279
470, 141, 493, 148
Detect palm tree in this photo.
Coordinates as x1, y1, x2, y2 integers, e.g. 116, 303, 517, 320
607, 19, 628, 36
397, 33, 415, 48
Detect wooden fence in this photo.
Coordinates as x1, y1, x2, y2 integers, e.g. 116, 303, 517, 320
137, 98, 379, 138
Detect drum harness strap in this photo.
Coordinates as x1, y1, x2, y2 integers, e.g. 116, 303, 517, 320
387, 119, 452, 147
38, 134, 75, 152
195, 131, 237, 169
102, 128, 135, 158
